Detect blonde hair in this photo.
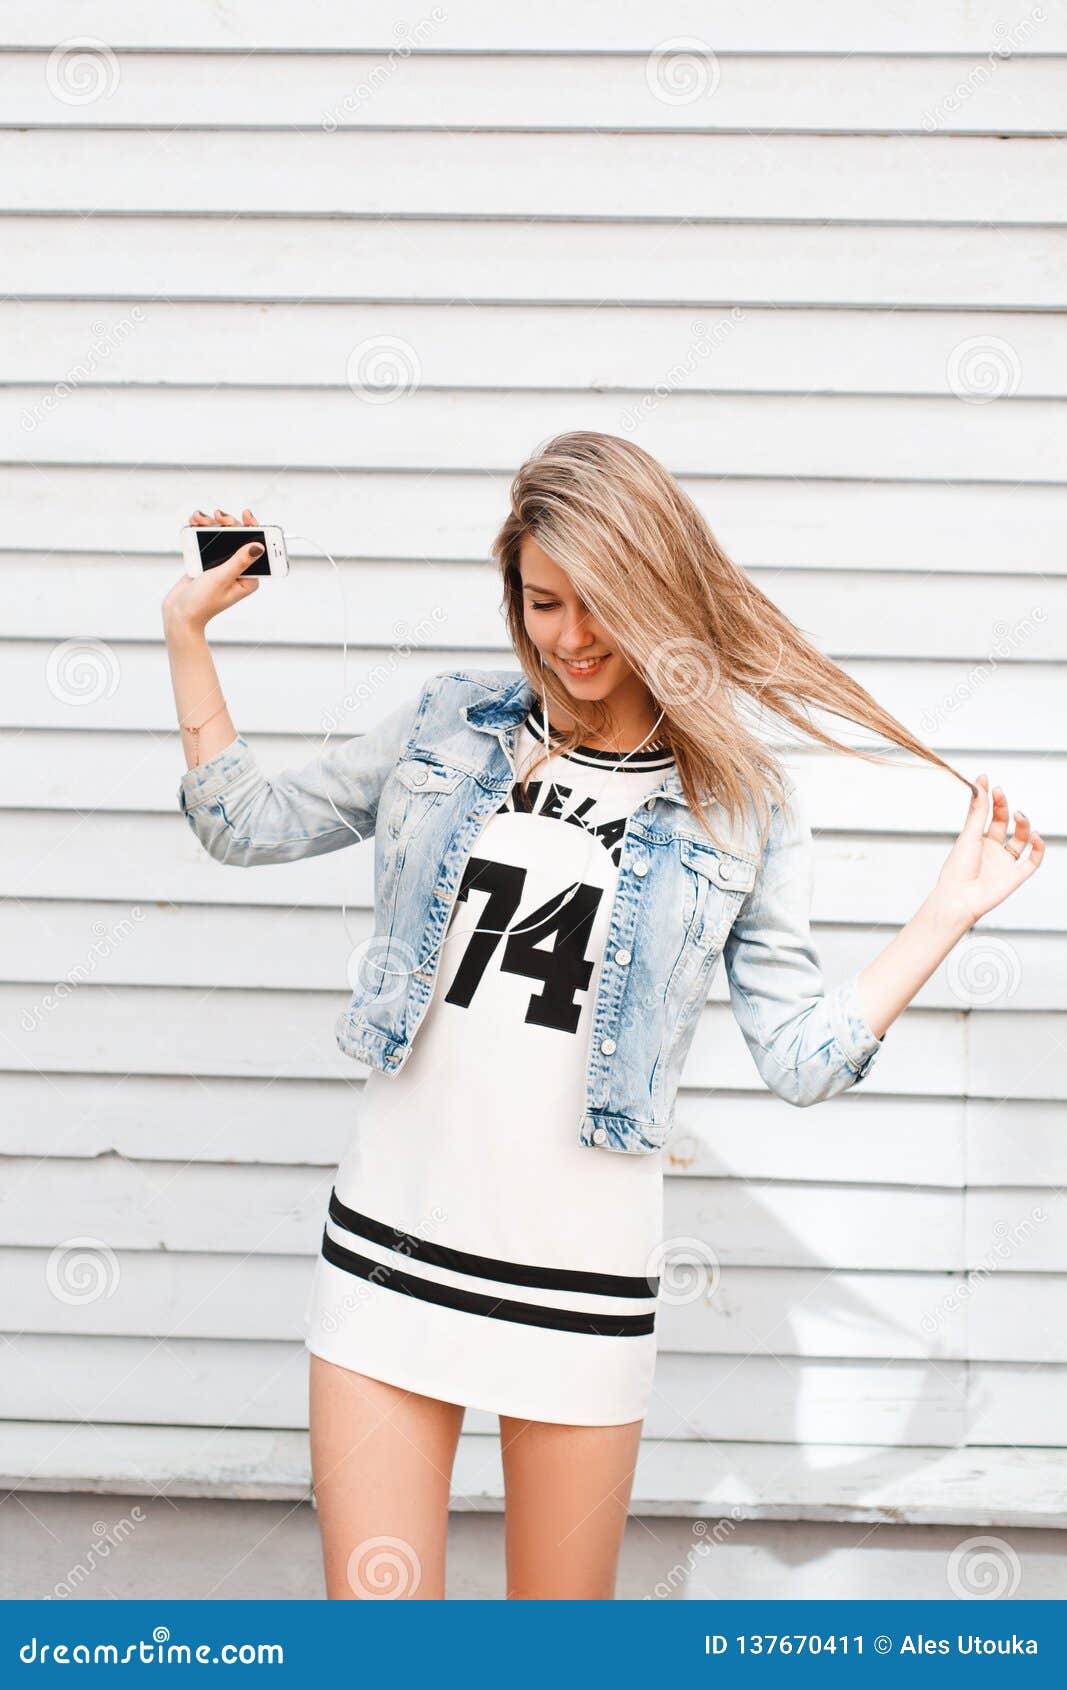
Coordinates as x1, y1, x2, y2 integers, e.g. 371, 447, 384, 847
491, 430, 974, 850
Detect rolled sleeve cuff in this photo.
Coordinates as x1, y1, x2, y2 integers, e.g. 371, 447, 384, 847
828, 971, 884, 1081
177, 732, 255, 815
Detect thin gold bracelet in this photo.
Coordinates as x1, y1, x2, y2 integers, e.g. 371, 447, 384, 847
180, 699, 229, 768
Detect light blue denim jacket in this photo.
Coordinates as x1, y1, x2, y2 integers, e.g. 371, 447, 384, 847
178, 666, 885, 1153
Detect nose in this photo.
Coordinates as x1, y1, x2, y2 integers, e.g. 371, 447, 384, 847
558, 611, 600, 655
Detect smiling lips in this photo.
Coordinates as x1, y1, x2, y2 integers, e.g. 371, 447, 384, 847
559, 654, 610, 675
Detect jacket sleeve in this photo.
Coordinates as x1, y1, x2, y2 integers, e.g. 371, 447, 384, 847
176, 688, 424, 867
721, 776, 885, 1106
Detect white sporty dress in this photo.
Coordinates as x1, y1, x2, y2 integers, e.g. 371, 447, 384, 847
304, 703, 674, 1425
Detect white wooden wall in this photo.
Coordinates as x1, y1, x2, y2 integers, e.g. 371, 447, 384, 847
2, 1, 1066, 1530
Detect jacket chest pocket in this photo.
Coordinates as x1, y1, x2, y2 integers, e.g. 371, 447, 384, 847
387, 756, 467, 847
679, 837, 759, 949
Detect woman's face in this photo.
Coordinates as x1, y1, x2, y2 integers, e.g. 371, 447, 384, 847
518, 535, 636, 703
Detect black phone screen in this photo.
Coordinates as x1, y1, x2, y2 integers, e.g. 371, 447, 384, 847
197, 528, 271, 576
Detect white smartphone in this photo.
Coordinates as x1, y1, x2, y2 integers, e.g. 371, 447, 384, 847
181, 523, 289, 579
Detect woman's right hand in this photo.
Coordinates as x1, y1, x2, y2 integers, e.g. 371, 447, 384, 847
163, 506, 264, 637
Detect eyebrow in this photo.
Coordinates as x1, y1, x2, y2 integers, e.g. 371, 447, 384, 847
521, 582, 561, 594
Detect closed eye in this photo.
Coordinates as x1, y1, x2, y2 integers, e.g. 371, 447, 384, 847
531, 601, 557, 611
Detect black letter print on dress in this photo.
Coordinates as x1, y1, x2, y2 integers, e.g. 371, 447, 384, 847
444, 855, 600, 1033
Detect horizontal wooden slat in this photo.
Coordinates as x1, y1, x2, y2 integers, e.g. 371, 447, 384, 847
968, 1100, 1067, 1185
2, 1247, 313, 1343
968, 1275, 1067, 1361
8, 387, 1065, 485
3, 638, 1066, 761
0, 1067, 969, 1183
5, 132, 1066, 223
9, 1, 1067, 55
0, 1336, 968, 1447
2, 467, 1064, 573
3, 725, 1062, 847
0, 1154, 976, 1268
0, 1071, 1061, 1186
968, 1364, 1067, 1446
0, 969, 951, 1094
967, 1015, 1067, 1105
0, 807, 1059, 933
7, 894, 1062, 1011
2, 1250, 976, 1358
1, 944, 1056, 1099
20, 1248, 1066, 1362
13, 1348, 1044, 1452
0, 1154, 971, 1268
5, 558, 1066, 664
4, 1075, 1062, 1189
7, 1421, 1067, 1526
967, 1190, 1067, 1273
4, 216, 1061, 309
7, 302, 1067, 396
5, 52, 1067, 134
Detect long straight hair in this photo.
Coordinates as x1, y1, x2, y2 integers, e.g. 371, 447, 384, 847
491, 430, 974, 850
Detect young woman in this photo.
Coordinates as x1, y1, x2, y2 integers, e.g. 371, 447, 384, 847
164, 431, 1044, 1601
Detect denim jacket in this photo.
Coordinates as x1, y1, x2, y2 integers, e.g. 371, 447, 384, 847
177, 666, 885, 1154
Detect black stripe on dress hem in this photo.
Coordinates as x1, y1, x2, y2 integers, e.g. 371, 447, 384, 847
320, 1229, 657, 1337
328, 1189, 659, 1300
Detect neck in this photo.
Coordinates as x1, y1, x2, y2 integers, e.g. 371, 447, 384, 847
540, 676, 665, 754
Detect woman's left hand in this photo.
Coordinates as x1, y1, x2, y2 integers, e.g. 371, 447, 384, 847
935, 773, 1045, 928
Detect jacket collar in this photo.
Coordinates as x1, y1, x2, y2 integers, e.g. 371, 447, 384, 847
462, 670, 687, 805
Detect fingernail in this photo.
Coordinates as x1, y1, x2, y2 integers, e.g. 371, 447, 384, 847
248, 543, 263, 557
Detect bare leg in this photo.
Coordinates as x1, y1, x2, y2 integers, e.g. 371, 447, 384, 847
309, 1353, 465, 1600
499, 1414, 643, 1599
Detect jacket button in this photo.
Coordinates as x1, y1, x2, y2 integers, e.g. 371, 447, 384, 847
614, 948, 631, 966
719, 858, 732, 881
632, 859, 648, 877
600, 1037, 616, 1054
411, 765, 427, 785
592, 1126, 608, 1145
